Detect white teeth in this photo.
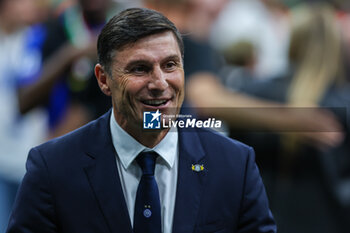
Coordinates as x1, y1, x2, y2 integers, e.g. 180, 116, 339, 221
143, 100, 167, 106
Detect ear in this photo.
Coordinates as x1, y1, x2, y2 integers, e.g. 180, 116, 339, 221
95, 64, 112, 96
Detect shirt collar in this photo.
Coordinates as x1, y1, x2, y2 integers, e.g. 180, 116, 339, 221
110, 111, 178, 170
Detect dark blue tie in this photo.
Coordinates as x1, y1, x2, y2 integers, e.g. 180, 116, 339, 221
134, 151, 161, 233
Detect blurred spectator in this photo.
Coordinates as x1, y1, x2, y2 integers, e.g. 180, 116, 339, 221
219, 40, 257, 91
189, 2, 350, 232
211, 0, 290, 79
0, 0, 50, 232
17, 0, 124, 138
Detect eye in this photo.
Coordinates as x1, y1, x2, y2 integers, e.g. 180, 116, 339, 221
163, 61, 178, 71
130, 65, 150, 75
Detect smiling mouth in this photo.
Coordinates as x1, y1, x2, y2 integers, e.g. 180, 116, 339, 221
141, 99, 169, 107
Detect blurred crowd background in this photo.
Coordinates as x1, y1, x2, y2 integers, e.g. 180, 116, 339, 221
0, 0, 350, 232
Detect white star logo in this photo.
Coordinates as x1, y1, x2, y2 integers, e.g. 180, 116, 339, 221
151, 110, 161, 122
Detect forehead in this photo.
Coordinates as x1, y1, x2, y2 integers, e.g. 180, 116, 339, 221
113, 31, 182, 66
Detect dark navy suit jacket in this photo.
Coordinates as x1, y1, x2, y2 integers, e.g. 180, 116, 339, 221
7, 111, 276, 233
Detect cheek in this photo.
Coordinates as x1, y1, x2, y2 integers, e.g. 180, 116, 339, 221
116, 75, 146, 103
169, 70, 185, 94
109, 74, 130, 108
115, 72, 129, 90
113, 73, 132, 96
176, 71, 185, 105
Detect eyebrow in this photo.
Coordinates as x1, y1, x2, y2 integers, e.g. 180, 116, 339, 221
124, 54, 182, 71
163, 55, 182, 63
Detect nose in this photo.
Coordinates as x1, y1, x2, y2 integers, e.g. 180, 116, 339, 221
148, 66, 169, 91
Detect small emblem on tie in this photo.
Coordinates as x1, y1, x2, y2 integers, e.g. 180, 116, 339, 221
143, 208, 152, 218
192, 164, 204, 172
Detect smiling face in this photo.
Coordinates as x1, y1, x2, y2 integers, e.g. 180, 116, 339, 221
96, 31, 184, 133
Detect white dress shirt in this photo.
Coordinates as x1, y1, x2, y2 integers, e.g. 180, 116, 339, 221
110, 111, 178, 233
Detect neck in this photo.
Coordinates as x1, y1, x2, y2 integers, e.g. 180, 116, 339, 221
130, 128, 169, 149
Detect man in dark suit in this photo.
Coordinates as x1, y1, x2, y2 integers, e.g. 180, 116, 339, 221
7, 8, 276, 233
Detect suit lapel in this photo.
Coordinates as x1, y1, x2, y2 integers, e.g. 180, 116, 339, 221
172, 129, 207, 233
83, 111, 133, 233
82, 112, 208, 233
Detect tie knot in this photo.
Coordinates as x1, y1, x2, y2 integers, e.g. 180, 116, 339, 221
136, 151, 158, 175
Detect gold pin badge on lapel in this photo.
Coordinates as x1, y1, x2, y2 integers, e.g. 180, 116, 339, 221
192, 164, 204, 172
